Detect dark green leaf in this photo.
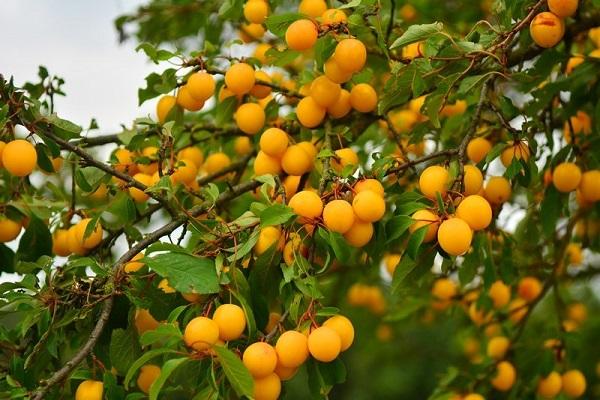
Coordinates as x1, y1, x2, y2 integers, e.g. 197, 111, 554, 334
213, 345, 254, 398
144, 252, 219, 294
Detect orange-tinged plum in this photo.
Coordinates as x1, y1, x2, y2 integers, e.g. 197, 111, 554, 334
579, 170, 600, 202
324, 58, 353, 84
552, 162, 582, 192
299, 0, 327, 18
327, 89, 352, 119
467, 137, 492, 163
456, 195, 492, 231
225, 63, 256, 95
530, 12, 565, 48
409, 209, 439, 243
323, 315, 354, 351
562, 369, 586, 398
518, 276, 542, 302
212, 304, 246, 341
177, 85, 204, 111
537, 371, 562, 398
333, 38, 367, 72
75, 380, 103, 400
289, 191, 323, 220
187, 71, 215, 101
244, 0, 269, 24
548, 0, 578, 18
137, 364, 161, 394
419, 165, 449, 200
285, 19, 318, 51
281, 144, 313, 176
349, 83, 378, 113
243, 342, 278, 378
275, 330, 309, 368
489, 280, 511, 309
437, 218, 473, 256
183, 316, 219, 351
253, 373, 281, 400
310, 75, 341, 108
2, 139, 37, 177
352, 190, 385, 222
0, 217, 22, 243
235, 103, 265, 135
484, 177, 512, 205
254, 151, 282, 176
296, 96, 326, 128
491, 361, 516, 391
343, 219, 373, 247
464, 165, 484, 195
431, 278, 457, 301
204, 152, 231, 175
323, 199, 355, 234
487, 336, 510, 360
308, 326, 341, 362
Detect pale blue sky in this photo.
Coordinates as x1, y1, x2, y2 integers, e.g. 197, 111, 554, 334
0, 0, 155, 131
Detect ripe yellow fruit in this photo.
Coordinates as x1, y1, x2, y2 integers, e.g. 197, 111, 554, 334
299, 0, 327, 17
0, 217, 22, 243
254, 226, 283, 255
234, 136, 253, 155
440, 100, 467, 117
384, 253, 401, 276
2, 139, 37, 177
323, 315, 354, 351
349, 83, 377, 113
138, 146, 159, 175
254, 151, 282, 176
177, 147, 204, 169
537, 371, 562, 398
409, 209, 439, 243
260, 128, 289, 157
75, 380, 103, 400
491, 361, 516, 391
564, 111, 592, 143
332, 148, 359, 172
281, 144, 313, 175
204, 152, 231, 175
275, 330, 309, 368
225, 63, 256, 95
285, 19, 318, 51
456, 195, 492, 231
552, 162, 582, 192
114, 148, 136, 173
52, 229, 70, 256
253, 373, 281, 400
75, 218, 103, 249
129, 173, 153, 203
321, 8, 347, 26
243, 342, 278, 378
402, 42, 424, 60
250, 70, 272, 99
124, 253, 144, 273
183, 316, 220, 351
431, 278, 457, 301
530, 12, 565, 48
212, 304, 247, 341
548, 0, 578, 18
324, 58, 353, 84
235, 103, 265, 135
489, 280, 511, 309
355, 178, 384, 197
518, 276, 542, 302
508, 298, 528, 323
274, 361, 298, 381
172, 158, 198, 185
343, 219, 374, 247
327, 89, 352, 119
484, 177, 511, 205
487, 336, 510, 360
244, 0, 268, 23
467, 137, 492, 163
296, 96, 326, 128
463, 394, 484, 400
134, 308, 159, 335
463, 165, 483, 196
156, 95, 177, 123
187, 71, 215, 101
254, 43, 271, 64
282, 175, 301, 198
240, 23, 266, 42
177, 85, 204, 111
565, 55, 584, 74
561, 369, 586, 398
333, 38, 367, 72
437, 218, 473, 256
289, 190, 323, 220
419, 166, 449, 199
567, 302, 587, 324
579, 170, 600, 202
310, 75, 341, 108
137, 364, 161, 394
323, 200, 355, 234
0, 141, 5, 168
67, 225, 87, 256
500, 141, 530, 167
352, 190, 385, 222
308, 326, 342, 362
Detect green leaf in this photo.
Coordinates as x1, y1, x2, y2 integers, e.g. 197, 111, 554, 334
390, 22, 444, 49
140, 323, 182, 347
213, 345, 254, 398
540, 186, 561, 237
219, 0, 244, 19
406, 225, 428, 259
124, 348, 180, 387
265, 13, 304, 37
259, 204, 296, 227
110, 328, 142, 375
215, 96, 237, 126
45, 114, 82, 139
144, 252, 219, 294
149, 358, 188, 400
339, 0, 362, 9
385, 215, 413, 243
17, 217, 52, 263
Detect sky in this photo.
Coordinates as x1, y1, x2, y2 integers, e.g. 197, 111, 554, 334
0, 0, 155, 132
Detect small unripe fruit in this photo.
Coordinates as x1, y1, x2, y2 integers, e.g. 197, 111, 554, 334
323, 200, 355, 234
184, 316, 220, 351
350, 83, 378, 113
322, 315, 354, 351
548, 0, 578, 18
289, 191, 323, 220
562, 369, 586, 398
225, 63, 256, 95
75, 379, 103, 400
484, 177, 512, 205
243, 342, 278, 378
137, 364, 161, 394
431, 278, 457, 301
487, 336, 510, 360
2, 140, 37, 177
281, 144, 313, 176
530, 12, 565, 48
489, 280, 511, 309
467, 137, 492, 163
308, 326, 342, 362
491, 361, 516, 391
419, 166, 449, 199
187, 71, 215, 101
518, 276, 542, 302
253, 372, 281, 400
456, 195, 492, 231
343, 219, 374, 247
310, 75, 341, 108
333, 38, 367, 72
285, 19, 318, 51
352, 190, 385, 222
213, 304, 247, 341
409, 209, 439, 243
537, 371, 562, 398
275, 330, 309, 368
327, 89, 352, 119
437, 218, 473, 256
296, 96, 326, 128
